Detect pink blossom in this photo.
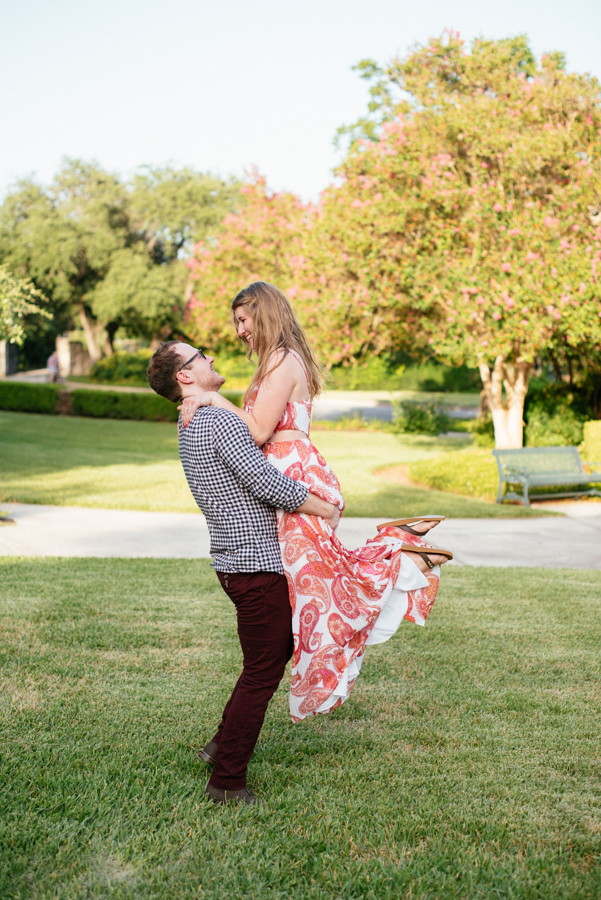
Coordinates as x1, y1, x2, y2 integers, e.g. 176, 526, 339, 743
544, 216, 558, 228
521, 319, 529, 326
586, 116, 593, 125
492, 312, 502, 320
493, 203, 503, 212
579, 282, 586, 293
552, 310, 561, 320
501, 262, 511, 272
505, 298, 516, 308
551, 268, 558, 278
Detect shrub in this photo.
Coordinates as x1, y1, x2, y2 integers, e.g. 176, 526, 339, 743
90, 350, 153, 387
327, 358, 481, 392
525, 402, 586, 447
0, 381, 59, 414
90, 349, 254, 391
393, 400, 451, 435
328, 357, 404, 390
580, 420, 601, 463
468, 416, 495, 448
406, 362, 481, 393
409, 448, 499, 502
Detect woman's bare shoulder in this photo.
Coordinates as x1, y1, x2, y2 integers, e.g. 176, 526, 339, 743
264, 348, 299, 376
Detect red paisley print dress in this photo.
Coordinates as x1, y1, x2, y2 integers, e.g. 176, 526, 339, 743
246, 353, 442, 723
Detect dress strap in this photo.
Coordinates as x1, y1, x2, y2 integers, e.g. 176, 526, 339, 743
287, 349, 311, 395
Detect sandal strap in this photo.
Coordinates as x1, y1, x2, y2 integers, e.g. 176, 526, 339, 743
399, 524, 420, 536
416, 551, 435, 569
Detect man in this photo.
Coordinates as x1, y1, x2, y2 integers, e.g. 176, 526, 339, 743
146, 341, 340, 806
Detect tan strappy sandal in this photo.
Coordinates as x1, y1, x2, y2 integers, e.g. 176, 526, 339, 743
377, 516, 445, 534
401, 543, 453, 569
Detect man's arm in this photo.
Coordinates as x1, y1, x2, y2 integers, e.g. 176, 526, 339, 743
211, 411, 340, 528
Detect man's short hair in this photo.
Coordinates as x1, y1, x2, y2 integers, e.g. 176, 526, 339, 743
146, 341, 185, 402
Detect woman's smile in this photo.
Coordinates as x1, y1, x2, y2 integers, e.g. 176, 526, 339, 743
235, 306, 254, 347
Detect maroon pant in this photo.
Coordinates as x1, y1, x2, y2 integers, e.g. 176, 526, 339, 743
208, 570, 293, 791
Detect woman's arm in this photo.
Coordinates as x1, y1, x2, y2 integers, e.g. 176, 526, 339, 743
179, 350, 300, 444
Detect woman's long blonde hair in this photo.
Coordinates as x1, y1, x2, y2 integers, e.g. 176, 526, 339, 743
232, 281, 325, 404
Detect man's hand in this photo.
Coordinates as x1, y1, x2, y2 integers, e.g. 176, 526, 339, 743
178, 392, 214, 428
295, 492, 341, 531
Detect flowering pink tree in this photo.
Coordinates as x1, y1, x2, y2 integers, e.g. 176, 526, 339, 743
185, 174, 311, 347
185, 173, 378, 367
326, 34, 601, 446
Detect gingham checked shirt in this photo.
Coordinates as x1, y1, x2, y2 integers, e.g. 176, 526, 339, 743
178, 407, 309, 573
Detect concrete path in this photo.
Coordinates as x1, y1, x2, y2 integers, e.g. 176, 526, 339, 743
1, 503, 600, 568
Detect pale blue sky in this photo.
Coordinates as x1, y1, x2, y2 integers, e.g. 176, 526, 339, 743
1, 0, 599, 201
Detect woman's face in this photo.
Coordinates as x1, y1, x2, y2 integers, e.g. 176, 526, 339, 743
235, 305, 254, 348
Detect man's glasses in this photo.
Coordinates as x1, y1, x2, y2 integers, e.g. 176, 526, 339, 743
177, 348, 206, 372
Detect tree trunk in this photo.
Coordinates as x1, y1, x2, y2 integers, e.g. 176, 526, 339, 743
479, 353, 530, 449
78, 304, 102, 363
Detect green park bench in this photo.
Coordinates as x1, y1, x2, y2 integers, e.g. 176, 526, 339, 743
492, 446, 601, 507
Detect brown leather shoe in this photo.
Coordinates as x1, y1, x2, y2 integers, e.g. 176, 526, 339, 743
198, 740, 218, 766
204, 783, 258, 805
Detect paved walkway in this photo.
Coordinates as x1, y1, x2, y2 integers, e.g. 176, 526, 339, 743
1, 503, 600, 568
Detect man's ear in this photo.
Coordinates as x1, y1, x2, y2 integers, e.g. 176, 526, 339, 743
176, 370, 194, 385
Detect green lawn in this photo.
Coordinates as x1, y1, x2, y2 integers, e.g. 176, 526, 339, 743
0, 410, 549, 517
2, 558, 599, 899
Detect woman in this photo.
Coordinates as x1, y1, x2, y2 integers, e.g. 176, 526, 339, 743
180, 282, 452, 722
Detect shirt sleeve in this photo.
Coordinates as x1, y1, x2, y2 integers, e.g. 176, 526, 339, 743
211, 410, 309, 511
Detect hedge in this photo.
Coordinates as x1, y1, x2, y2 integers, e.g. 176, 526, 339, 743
581, 420, 601, 464
0, 381, 243, 421
70, 388, 178, 421
0, 381, 59, 414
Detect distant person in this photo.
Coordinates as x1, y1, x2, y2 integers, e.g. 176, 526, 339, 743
146, 341, 341, 806
179, 282, 453, 723
47, 351, 59, 383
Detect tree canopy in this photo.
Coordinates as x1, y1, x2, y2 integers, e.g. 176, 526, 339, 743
327, 32, 601, 446
0, 160, 241, 365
